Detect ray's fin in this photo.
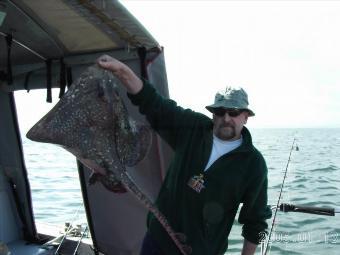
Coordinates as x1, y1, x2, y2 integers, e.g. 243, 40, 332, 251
116, 120, 152, 167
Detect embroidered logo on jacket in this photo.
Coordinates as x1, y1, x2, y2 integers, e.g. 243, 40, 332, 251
187, 174, 205, 193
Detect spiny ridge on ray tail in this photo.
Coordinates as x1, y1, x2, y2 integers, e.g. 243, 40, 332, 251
120, 172, 192, 255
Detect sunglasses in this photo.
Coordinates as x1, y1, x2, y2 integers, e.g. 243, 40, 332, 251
212, 108, 244, 117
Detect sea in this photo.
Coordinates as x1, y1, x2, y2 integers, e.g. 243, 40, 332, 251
227, 128, 340, 255
18, 127, 340, 255
14, 89, 340, 255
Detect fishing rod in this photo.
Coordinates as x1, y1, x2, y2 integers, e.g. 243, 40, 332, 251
262, 138, 296, 255
262, 138, 340, 255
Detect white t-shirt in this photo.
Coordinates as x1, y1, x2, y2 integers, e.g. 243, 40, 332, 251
204, 135, 243, 171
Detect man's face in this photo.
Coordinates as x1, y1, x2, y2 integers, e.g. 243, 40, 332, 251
212, 109, 249, 141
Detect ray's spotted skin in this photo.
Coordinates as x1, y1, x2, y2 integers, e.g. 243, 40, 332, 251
26, 65, 192, 255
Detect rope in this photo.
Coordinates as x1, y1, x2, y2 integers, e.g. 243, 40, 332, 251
54, 204, 84, 255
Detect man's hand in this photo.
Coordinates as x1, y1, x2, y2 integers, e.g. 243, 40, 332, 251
241, 239, 257, 255
97, 54, 143, 95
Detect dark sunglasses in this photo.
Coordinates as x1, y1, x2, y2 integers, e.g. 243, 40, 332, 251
212, 108, 244, 117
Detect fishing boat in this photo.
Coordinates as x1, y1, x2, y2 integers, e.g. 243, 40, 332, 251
2, 2, 340, 255
0, 1, 172, 254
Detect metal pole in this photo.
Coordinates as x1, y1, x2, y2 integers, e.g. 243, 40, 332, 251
0, 32, 47, 61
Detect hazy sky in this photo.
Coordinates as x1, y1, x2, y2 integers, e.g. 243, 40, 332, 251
120, 0, 340, 128
15, 1, 340, 130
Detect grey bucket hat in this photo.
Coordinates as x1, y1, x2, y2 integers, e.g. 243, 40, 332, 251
206, 86, 255, 116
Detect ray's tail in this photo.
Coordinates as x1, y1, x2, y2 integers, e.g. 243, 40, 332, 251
119, 172, 192, 255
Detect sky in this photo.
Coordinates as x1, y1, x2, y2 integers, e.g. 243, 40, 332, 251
118, 0, 340, 128
14, 1, 340, 130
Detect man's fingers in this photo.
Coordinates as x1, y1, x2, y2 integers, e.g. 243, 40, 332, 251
98, 54, 111, 61
97, 60, 110, 69
97, 55, 114, 70
97, 55, 112, 65
96, 55, 126, 75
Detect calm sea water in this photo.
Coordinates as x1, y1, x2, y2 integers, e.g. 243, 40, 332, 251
20, 128, 340, 255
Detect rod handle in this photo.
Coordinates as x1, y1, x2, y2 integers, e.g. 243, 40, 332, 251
279, 203, 335, 216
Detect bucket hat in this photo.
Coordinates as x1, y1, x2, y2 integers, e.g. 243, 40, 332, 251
205, 86, 255, 116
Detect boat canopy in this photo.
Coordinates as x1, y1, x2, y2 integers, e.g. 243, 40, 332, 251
0, 1, 172, 254
0, 0, 158, 64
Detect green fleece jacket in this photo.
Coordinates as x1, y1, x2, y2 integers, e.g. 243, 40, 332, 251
127, 82, 272, 255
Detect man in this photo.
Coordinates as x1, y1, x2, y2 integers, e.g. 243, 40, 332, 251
97, 55, 272, 255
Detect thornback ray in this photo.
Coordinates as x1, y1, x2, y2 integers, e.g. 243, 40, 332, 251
26, 65, 192, 255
